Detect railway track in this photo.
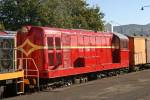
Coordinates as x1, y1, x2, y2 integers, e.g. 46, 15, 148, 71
3, 65, 150, 100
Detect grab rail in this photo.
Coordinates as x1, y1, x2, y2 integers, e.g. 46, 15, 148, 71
17, 58, 39, 89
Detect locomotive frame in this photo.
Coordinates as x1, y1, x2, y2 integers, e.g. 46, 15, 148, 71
16, 26, 129, 90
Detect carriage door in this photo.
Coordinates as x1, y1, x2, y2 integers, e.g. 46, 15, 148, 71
47, 34, 62, 70
112, 35, 120, 63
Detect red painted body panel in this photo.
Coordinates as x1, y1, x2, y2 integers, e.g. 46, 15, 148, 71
0, 31, 7, 35
17, 26, 129, 79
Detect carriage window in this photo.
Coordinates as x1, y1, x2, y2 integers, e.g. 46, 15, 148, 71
48, 53, 54, 66
55, 37, 61, 50
47, 37, 53, 50
112, 36, 120, 49
121, 40, 128, 49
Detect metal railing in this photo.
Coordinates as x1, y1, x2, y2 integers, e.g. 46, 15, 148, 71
17, 58, 39, 88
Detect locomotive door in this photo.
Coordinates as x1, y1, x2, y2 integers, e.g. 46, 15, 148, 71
112, 35, 120, 63
47, 34, 62, 70
62, 34, 71, 68
54, 35, 62, 69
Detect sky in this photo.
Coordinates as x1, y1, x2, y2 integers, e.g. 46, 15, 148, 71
87, 0, 150, 25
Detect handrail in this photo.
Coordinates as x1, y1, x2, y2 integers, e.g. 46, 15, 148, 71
17, 58, 40, 89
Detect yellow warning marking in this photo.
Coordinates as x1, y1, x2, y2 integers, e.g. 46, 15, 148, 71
62, 46, 114, 49
24, 79, 30, 85
17, 39, 45, 56
0, 70, 24, 81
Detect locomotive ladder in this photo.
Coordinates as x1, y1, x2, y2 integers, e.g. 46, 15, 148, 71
18, 58, 40, 90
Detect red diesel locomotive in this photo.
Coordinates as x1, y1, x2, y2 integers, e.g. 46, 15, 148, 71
17, 26, 129, 89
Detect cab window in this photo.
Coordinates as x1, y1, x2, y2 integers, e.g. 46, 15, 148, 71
55, 37, 61, 50
47, 37, 54, 50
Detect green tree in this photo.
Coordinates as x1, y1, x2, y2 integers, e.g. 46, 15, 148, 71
0, 0, 44, 30
44, 0, 73, 28
0, 22, 5, 31
0, 0, 105, 31
84, 6, 105, 31
40, 0, 105, 31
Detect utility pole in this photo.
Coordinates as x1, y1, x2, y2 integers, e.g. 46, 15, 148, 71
109, 21, 123, 34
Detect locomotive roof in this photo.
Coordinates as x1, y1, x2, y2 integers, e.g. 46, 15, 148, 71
113, 32, 128, 40
127, 35, 146, 39
0, 31, 16, 38
30, 26, 113, 37
5, 31, 17, 34
0, 31, 7, 35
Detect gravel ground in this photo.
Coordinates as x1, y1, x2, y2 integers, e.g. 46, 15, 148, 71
5, 69, 150, 100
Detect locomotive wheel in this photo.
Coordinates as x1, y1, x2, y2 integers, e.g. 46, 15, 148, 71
80, 78, 85, 83
0, 86, 4, 99
129, 66, 139, 72
84, 77, 88, 82
80, 77, 88, 83
74, 78, 81, 84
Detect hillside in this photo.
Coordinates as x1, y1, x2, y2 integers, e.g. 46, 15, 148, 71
113, 24, 150, 35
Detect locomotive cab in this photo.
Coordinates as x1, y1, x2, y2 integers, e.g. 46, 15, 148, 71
0, 35, 15, 72
0, 31, 24, 98
112, 33, 129, 64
